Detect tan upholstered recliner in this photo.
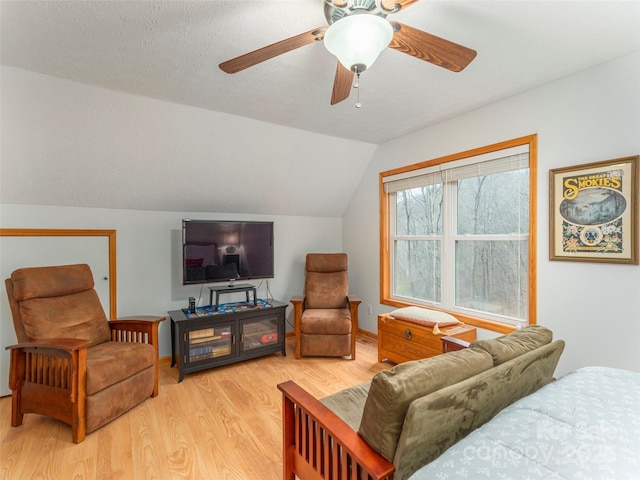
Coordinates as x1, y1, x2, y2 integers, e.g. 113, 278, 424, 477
290, 253, 361, 360
5, 264, 164, 443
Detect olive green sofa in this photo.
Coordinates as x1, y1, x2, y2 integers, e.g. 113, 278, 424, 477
278, 325, 564, 480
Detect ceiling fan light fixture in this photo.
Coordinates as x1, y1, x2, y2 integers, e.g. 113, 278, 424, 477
324, 14, 393, 73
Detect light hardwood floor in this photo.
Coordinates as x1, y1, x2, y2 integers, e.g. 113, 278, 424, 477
0, 335, 389, 480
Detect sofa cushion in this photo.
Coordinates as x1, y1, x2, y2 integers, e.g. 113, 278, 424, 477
388, 306, 461, 327
321, 381, 371, 431
358, 347, 494, 462
470, 325, 553, 365
86, 341, 156, 395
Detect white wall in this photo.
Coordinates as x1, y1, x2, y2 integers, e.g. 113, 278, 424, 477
2, 51, 639, 383
0, 203, 342, 353
344, 51, 640, 376
0, 65, 375, 217
0, 65, 364, 392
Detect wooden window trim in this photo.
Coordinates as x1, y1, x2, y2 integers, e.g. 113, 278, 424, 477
379, 135, 538, 333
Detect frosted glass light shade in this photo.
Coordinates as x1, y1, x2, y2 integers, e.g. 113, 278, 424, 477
324, 14, 393, 72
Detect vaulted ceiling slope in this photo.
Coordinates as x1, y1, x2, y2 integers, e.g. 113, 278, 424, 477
2, 1, 639, 145
1, 65, 376, 217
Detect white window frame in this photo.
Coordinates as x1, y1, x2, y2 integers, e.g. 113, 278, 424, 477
380, 135, 537, 333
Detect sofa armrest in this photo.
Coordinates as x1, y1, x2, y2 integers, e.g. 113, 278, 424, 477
278, 380, 394, 480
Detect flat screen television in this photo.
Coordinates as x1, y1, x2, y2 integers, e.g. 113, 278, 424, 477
182, 219, 274, 285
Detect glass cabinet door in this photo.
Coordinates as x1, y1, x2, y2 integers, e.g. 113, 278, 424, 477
241, 315, 279, 354
187, 323, 233, 363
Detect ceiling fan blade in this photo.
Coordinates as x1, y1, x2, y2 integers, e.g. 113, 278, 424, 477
381, 0, 422, 12
330, 62, 354, 105
389, 22, 477, 72
219, 27, 326, 74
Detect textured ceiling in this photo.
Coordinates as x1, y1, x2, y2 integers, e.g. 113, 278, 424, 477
1, 0, 640, 144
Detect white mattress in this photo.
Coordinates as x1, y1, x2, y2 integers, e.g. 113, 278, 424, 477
409, 366, 640, 480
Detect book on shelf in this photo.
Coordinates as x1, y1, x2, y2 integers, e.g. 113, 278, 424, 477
190, 335, 223, 345
189, 328, 215, 339
190, 345, 231, 361
211, 345, 232, 356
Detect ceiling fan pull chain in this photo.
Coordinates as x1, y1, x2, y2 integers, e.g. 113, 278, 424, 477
354, 70, 362, 108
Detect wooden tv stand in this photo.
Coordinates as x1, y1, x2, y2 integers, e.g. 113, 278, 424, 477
169, 300, 286, 382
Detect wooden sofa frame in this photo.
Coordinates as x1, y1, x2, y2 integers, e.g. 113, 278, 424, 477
278, 380, 395, 480
279, 333, 562, 480
277, 335, 472, 480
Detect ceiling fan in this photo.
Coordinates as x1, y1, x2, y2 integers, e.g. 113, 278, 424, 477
219, 0, 477, 106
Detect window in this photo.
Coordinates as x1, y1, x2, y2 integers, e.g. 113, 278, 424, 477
380, 136, 537, 332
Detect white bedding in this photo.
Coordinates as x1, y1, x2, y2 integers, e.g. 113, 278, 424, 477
409, 366, 640, 480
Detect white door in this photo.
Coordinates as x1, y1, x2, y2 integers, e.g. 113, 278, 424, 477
0, 234, 111, 397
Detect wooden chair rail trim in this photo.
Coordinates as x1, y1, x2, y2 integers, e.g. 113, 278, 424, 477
278, 380, 395, 480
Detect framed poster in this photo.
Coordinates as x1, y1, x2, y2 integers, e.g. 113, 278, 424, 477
549, 156, 638, 264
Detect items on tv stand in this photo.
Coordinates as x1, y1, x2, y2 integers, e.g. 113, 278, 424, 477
168, 299, 286, 382
208, 283, 257, 311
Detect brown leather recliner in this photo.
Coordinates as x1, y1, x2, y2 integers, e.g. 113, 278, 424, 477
291, 253, 361, 360
5, 263, 164, 443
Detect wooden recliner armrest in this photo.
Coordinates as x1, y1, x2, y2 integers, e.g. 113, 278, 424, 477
290, 296, 305, 306
347, 295, 362, 305
108, 315, 164, 344
109, 315, 165, 396
290, 297, 305, 359
6, 337, 91, 439
6, 337, 92, 352
347, 296, 361, 360
6, 338, 91, 396
278, 380, 394, 480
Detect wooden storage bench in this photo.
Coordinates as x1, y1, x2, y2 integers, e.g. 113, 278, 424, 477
378, 313, 476, 364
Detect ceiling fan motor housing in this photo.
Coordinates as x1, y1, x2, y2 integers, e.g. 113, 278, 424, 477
323, 0, 396, 25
